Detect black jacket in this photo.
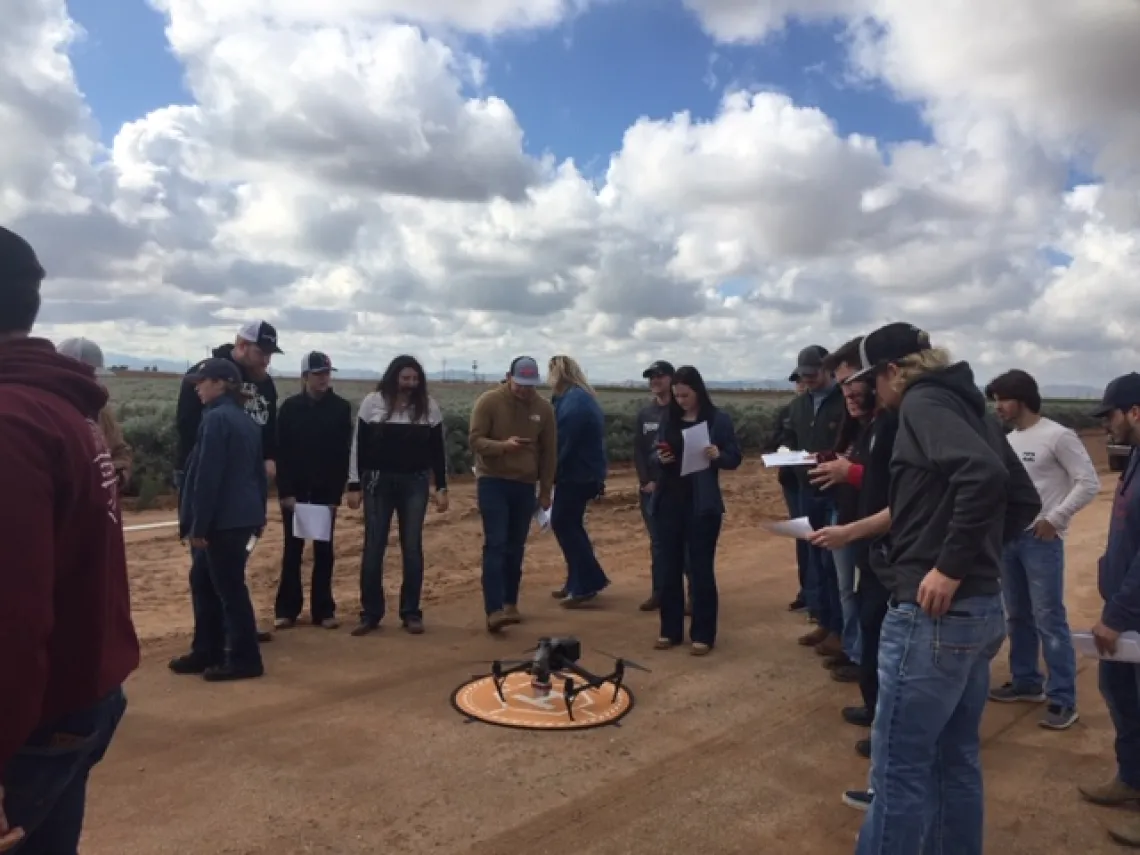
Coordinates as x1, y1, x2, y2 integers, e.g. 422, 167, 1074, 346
634, 399, 669, 486
876, 362, 1041, 604
778, 384, 846, 496
763, 402, 798, 490
275, 389, 353, 505
175, 343, 278, 472
850, 409, 899, 570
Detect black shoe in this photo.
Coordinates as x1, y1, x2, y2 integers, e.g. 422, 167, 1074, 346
855, 738, 871, 759
843, 788, 874, 811
842, 706, 874, 727
831, 664, 862, 683
169, 653, 217, 675
788, 597, 807, 612
551, 587, 568, 599
257, 630, 273, 643
351, 620, 380, 637
639, 594, 660, 612
403, 617, 425, 635
203, 663, 264, 682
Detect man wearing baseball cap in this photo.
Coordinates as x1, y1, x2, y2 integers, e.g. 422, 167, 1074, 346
56, 336, 133, 491
1079, 373, 1140, 846
851, 321, 1040, 851
272, 353, 353, 630
468, 356, 557, 632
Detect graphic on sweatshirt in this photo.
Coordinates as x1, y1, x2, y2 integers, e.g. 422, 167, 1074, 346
242, 382, 271, 426
88, 417, 121, 526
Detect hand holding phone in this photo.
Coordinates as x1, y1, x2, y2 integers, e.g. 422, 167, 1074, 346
657, 441, 676, 464
504, 436, 533, 452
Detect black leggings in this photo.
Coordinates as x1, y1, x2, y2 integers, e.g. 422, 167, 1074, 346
857, 564, 890, 714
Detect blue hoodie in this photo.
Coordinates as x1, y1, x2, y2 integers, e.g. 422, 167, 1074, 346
1100, 448, 1140, 632
179, 394, 269, 540
551, 385, 608, 484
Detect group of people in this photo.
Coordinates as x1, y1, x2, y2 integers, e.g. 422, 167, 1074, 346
5, 217, 1140, 853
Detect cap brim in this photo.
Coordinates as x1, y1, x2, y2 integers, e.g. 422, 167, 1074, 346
306, 367, 336, 374
512, 377, 540, 386
1090, 403, 1115, 418
796, 365, 822, 376
843, 366, 874, 384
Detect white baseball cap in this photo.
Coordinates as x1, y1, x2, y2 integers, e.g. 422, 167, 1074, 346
57, 337, 113, 376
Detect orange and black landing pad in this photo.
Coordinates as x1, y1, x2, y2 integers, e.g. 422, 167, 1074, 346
450, 671, 635, 731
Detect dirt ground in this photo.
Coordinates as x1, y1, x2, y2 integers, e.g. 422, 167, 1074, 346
83, 434, 1132, 854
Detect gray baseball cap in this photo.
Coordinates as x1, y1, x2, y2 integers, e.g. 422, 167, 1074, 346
508, 356, 542, 386
57, 337, 113, 376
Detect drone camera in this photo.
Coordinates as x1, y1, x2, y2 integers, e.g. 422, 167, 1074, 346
548, 637, 581, 664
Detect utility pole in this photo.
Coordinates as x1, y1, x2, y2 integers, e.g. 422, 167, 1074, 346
472, 360, 478, 384
442, 358, 447, 382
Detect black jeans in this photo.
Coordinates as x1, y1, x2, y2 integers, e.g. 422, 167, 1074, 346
360, 471, 430, 624
857, 563, 891, 714
656, 503, 723, 646
190, 527, 263, 671
640, 489, 691, 597
275, 505, 338, 623
781, 483, 809, 600
1, 687, 127, 855
552, 480, 610, 597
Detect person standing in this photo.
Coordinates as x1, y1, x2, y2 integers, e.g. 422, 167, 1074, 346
650, 366, 742, 656
985, 369, 1100, 730
779, 345, 846, 656
469, 356, 557, 633
0, 227, 139, 855
768, 371, 810, 614
169, 358, 270, 682
547, 355, 610, 607
273, 352, 353, 630
56, 336, 132, 491
847, 322, 1040, 853
175, 320, 282, 643
346, 355, 449, 637
634, 360, 674, 611
1078, 373, 1140, 849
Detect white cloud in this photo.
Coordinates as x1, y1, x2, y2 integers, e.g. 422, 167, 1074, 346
3, 0, 1139, 388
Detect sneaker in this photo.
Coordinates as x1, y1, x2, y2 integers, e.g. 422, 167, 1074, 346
690, 642, 712, 657
988, 682, 1046, 703
551, 587, 568, 599
639, 594, 660, 612
654, 637, 677, 650
403, 617, 425, 635
842, 789, 874, 811
502, 604, 523, 624
1079, 777, 1140, 807
350, 620, 379, 637
317, 617, 340, 630
273, 617, 295, 629
560, 593, 597, 609
842, 706, 874, 727
1040, 704, 1079, 730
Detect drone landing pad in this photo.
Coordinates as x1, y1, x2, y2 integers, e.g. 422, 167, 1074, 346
450, 671, 635, 731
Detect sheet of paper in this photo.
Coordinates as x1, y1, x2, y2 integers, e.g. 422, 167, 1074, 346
761, 451, 818, 467
533, 507, 551, 533
292, 503, 333, 542
761, 517, 815, 539
1074, 630, 1140, 663
680, 421, 712, 476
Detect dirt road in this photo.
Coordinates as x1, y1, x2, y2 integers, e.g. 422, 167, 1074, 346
82, 437, 1130, 853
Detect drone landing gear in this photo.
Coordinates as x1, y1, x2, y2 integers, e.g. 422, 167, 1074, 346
559, 660, 626, 721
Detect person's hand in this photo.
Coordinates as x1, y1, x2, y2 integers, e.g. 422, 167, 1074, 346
346, 493, 362, 511
264, 460, 277, 479
280, 496, 296, 511
641, 481, 656, 494
433, 490, 449, 513
657, 443, 676, 464
1032, 519, 1058, 541
809, 458, 852, 489
1093, 621, 1122, 657
503, 436, 532, 452
809, 525, 853, 550
1, 784, 26, 853
917, 568, 961, 617
189, 537, 208, 550
704, 445, 721, 461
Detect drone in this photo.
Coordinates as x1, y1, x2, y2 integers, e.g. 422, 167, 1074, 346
487, 636, 649, 721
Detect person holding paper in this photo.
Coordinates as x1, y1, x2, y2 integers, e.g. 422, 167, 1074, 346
346, 355, 449, 636
649, 366, 742, 656
0, 227, 139, 854
547, 356, 611, 607
766, 371, 810, 614
273, 352, 353, 630
469, 356, 558, 633
985, 369, 1099, 731
1078, 373, 1140, 846
170, 358, 270, 682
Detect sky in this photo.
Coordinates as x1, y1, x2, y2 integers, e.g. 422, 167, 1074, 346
3, 0, 1139, 384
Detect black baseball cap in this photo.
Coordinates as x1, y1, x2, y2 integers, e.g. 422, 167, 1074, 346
795, 345, 828, 377
237, 319, 283, 354
0, 226, 46, 284
302, 351, 336, 374
642, 360, 675, 379
186, 357, 242, 384
788, 370, 801, 383
1091, 373, 1140, 418
847, 322, 931, 382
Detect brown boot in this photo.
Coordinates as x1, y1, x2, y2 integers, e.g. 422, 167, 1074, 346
502, 605, 522, 625
486, 611, 509, 633
816, 633, 843, 657
1109, 815, 1140, 848
1079, 777, 1140, 807
639, 594, 660, 612
799, 626, 828, 646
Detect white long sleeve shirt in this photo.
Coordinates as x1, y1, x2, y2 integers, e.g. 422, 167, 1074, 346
1006, 417, 1100, 539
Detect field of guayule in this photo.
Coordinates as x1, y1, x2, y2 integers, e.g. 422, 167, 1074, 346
105, 374, 1106, 508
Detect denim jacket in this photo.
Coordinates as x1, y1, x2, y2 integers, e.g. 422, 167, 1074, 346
648, 408, 743, 517
551, 386, 608, 484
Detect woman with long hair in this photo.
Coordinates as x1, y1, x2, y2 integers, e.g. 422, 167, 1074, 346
346, 355, 448, 636
547, 355, 610, 607
649, 365, 742, 655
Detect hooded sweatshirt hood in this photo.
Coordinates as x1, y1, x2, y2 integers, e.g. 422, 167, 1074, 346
904, 360, 987, 418
0, 336, 108, 417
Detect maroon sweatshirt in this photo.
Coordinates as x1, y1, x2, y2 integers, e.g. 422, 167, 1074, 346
0, 337, 140, 769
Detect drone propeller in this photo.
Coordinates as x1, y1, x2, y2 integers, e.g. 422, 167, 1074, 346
591, 648, 651, 673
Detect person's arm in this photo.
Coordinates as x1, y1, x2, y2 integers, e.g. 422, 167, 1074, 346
902, 394, 1008, 581
429, 399, 447, 490
712, 411, 743, 470
555, 394, 585, 476
1104, 544, 1140, 633
1046, 428, 1101, 530
189, 413, 228, 539
274, 400, 296, 500
846, 507, 890, 540
537, 402, 558, 506
468, 393, 507, 457
262, 386, 278, 463
100, 407, 132, 484
335, 398, 354, 496
174, 374, 202, 474
990, 418, 1043, 538
632, 406, 652, 485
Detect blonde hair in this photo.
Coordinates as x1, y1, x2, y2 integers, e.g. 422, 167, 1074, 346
891, 346, 953, 395
547, 354, 595, 397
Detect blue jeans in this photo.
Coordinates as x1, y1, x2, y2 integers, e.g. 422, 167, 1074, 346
782, 484, 809, 602
1100, 661, 1140, 789
552, 480, 610, 597
1, 687, 128, 854
831, 509, 862, 663
477, 477, 536, 614
803, 494, 841, 635
1000, 532, 1077, 708
360, 471, 430, 623
190, 527, 263, 671
857, 594, 1006, 854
